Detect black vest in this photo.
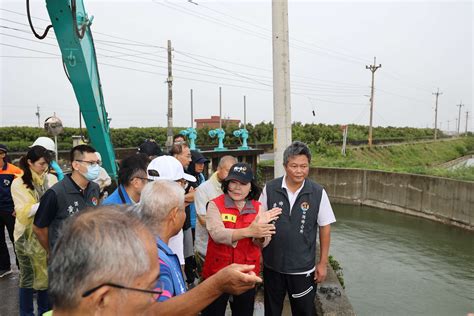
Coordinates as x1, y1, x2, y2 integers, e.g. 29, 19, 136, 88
263, 177, 323, 273
48, 175, 99, 250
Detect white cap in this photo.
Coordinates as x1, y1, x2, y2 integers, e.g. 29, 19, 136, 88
147, 156, 196, 182
30, 137, 55, 152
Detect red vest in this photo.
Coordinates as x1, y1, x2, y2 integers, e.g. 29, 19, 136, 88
202, 194, 261, 279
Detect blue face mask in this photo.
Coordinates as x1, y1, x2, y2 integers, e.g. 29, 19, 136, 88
83, 164, 100, 181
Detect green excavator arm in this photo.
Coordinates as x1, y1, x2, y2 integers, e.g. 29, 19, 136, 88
36, 0, 117, 178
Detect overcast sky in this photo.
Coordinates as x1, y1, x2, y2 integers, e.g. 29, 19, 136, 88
0, 0, 472, 132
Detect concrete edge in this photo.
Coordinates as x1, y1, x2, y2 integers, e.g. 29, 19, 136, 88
315, 264, 357, 316
330, 196, 473, 231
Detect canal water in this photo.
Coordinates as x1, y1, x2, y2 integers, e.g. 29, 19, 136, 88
330, 204, 473, 315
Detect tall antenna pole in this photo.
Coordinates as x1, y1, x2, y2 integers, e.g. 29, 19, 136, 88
366, 56, 382, 147
432, 88, 442, 140
166, 40, 173, 148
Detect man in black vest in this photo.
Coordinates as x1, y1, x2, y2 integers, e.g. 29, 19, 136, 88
33, 145, 100, 254
259, 141, 336, 316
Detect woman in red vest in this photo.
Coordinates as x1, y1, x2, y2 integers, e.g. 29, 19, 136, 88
202, 162, 282, 316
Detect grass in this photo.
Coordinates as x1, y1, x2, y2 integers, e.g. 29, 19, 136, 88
262, 137, 474, 182
317, 137, 474, 181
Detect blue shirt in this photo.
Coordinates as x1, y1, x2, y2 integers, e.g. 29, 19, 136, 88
102, 185, 133, 205
156, 237, 186, 302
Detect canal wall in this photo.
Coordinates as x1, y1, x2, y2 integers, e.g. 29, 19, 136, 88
260, 166, 474, 230
438, 154, 474, 169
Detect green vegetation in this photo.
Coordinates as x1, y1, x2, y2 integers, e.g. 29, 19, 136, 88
311, 137, 474, 181
0, 123, 438, 151
2, 125, 471, 181
328, 255, 345, 289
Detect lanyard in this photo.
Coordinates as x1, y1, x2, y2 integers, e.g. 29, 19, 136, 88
118, 186, 127, 204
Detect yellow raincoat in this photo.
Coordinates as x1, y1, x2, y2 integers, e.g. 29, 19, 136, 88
12, 171, 57, 289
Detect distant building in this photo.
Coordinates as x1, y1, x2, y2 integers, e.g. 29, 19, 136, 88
195, 116, 240, 129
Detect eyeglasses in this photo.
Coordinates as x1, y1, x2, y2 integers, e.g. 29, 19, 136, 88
76, 160, 101, 167
82, 279, 164, 301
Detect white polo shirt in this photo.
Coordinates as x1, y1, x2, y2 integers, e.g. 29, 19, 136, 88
259, 175, 336, 275
259, 176, 336, 226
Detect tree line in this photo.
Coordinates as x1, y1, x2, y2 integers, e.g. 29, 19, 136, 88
0, 123, 440, 151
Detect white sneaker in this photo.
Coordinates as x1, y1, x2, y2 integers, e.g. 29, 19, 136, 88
0, 269, 12, 278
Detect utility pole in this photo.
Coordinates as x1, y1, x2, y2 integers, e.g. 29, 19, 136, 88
456, 101, 464, 136
190, 89, 194, 127
465, 111, 470, 136
366, 56, 382, 147
447, 120, 450, 132
432, 88, 442, 140
219, 87, 222, 129
35, 105, 41, 128
166, 40, 173, 149
272, 0, 292, 177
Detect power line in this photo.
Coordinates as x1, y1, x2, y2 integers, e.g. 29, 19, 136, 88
0, 55, 57, 59
156, 0, 369, 66
0, 22, 367, 92
0, 8, 50, 22
0, 39, 390, 107
174, 49, 271, 87
153, 0, 270, 41
1, 6, 442, 94
0, 42, 59, 56
0, 12, 370, 90
381, 70, 436, 94
180, 1, 444, 90
0, 25, 33, 34
0, 32, 57, 47
195, 0, 372, 64
375, 88, 430, 106
0, 10, 444, 119
175, 0, 371, 64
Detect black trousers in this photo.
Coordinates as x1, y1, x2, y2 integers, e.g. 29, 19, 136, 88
202, 288, 256, 316
0, 211, 16, 270
264, 267, 317, 316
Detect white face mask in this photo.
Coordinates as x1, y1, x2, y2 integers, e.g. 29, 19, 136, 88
82, 164, 100, 181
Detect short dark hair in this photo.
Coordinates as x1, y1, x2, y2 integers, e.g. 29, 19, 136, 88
173, 134, 186, 142
118, 154, 149, 186
222, 179, 261, 201
69, 144, 96, 163
283, 141, 311, 166
169, 142, 189, 156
